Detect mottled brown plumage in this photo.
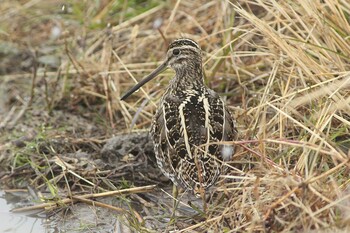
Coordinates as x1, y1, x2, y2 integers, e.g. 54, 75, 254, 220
121, 38, 237, 195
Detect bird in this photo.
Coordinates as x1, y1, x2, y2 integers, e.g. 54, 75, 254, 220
121, 38, 237, 198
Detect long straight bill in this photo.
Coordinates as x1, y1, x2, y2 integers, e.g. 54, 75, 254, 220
120, 62, 168, 101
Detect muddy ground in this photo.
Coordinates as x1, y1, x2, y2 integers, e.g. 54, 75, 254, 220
1, 0, 350, 232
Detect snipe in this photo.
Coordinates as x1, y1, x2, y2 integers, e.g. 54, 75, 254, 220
121, 38, 237, 196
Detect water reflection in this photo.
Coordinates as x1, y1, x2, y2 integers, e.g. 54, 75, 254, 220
0, 190, 47, 233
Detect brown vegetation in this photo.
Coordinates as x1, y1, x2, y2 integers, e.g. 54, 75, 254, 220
0, 0, 350, 232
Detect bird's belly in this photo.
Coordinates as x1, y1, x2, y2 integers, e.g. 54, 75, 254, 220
150, 90, 235, 192
151, 111, 227, 192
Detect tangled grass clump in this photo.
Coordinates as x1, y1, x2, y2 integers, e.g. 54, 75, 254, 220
0, 0, 350, 232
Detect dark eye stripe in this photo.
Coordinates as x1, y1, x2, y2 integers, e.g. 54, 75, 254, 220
169, 47, 199, 59
169, 38, 199, 50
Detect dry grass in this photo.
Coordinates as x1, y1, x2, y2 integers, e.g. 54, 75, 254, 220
1, 0, 350, 232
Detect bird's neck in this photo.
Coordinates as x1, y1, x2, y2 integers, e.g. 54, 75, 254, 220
168, 62, 204, 93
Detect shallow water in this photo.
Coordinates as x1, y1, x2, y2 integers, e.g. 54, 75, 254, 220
0, 187, 203, 232
0, 190, 47, 233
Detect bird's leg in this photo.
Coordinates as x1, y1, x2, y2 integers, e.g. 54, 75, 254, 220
167, 184, 181, 227
201, 188, 207, 214
171, 184, 179, 218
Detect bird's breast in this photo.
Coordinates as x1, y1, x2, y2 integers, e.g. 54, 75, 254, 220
159, 89, 225, 157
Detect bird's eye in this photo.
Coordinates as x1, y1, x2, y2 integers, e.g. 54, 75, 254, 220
173, 49, 180, 56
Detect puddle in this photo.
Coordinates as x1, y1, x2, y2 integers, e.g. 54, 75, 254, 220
0, 190, 47, 233
0, 189, 133, 232
0, 187, 202, 232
